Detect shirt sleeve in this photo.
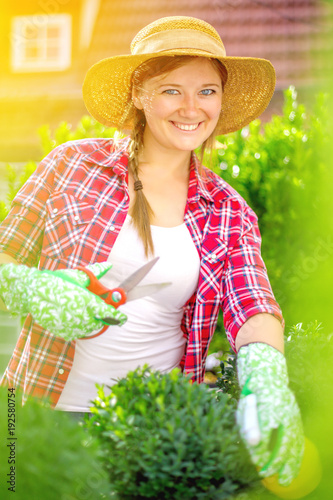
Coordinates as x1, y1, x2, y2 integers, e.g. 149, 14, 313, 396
0, 147, 60, 267
221, 203, 284, 349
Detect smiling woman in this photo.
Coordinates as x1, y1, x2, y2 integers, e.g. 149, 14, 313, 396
0, 15, 306, 493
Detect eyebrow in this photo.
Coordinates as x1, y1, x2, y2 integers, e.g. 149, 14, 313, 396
158, 83, 221, 88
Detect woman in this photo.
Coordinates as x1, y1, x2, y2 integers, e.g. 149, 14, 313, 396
0, 16, 303, 485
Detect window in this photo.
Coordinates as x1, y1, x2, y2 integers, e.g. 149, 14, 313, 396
11, 14, 72, 72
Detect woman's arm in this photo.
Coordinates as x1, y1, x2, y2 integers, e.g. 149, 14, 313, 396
235, 313, 284, 354
0, 253, 19, 311
220, 201, 284, 352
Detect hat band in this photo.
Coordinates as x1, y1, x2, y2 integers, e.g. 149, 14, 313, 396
132, 29, 226, 57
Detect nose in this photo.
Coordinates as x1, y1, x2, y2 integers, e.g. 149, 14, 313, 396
179, 93, 200, 118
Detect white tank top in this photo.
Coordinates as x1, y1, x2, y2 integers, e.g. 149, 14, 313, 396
56, 215, 200, 411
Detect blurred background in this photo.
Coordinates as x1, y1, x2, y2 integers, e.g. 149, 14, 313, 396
0, 0, 330, 161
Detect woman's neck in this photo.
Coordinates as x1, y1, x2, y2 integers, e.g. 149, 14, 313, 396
138, 132, 192, 179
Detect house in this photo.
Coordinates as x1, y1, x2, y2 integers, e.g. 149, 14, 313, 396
0, 0, 328, 162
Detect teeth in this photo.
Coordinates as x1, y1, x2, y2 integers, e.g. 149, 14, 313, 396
173, 122, 199, 131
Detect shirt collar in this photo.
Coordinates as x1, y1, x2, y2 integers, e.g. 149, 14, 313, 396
80, 138, 222, 203
187, 153, 217, 204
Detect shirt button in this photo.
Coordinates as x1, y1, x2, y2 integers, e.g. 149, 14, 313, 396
74, 215, 80, 221
110, 225, 115, 231
58, 368, 64, 375
52, 208, 58, 214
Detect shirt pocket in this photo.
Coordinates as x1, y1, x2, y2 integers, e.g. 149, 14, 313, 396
42, 192, 96, 260
197, 239, 229, 304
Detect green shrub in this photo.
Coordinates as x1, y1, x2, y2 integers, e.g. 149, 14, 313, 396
216, 321, 333, 417
0, 388, 111, 500
209, 88, 329, 332
215, 350, 240, 404
38, 115, 121, 157
84, 366, 259, 500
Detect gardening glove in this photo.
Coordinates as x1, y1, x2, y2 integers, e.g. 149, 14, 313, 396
236, 342, 304, 486
0, 262, 127, 341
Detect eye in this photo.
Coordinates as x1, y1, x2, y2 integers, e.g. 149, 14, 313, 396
200, 89, 216, 96
163, 89, 180, 95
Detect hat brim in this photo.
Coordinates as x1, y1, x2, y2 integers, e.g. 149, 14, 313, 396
82, 50, 276, 136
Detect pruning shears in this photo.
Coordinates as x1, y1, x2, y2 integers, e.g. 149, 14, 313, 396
76, 256, 170, 339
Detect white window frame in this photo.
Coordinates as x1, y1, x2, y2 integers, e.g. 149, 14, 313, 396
11, 14, 72, 72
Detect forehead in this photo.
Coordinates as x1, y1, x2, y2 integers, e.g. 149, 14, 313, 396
144, 58, 222, 86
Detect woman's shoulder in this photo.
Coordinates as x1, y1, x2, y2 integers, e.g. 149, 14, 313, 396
40, 137, 130, 171
197, 169, 259, 244
60, 137, 114, 152
47, 137, 127, 158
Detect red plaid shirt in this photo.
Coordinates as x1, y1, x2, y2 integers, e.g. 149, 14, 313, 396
0, 137, 282, 406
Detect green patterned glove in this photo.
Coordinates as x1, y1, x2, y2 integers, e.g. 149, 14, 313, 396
236, 342, 304, 486
0, 262, 127, 341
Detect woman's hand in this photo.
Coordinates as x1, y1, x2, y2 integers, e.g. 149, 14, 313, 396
236, 342, 304, 486
0, 262, 127, 340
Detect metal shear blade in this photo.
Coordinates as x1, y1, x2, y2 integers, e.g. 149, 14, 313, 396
100, 256, 171, 324
101, 281, 170, 325
117, 256, 161, 293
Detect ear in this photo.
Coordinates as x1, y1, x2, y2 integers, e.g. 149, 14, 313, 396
132, 88, 143, 110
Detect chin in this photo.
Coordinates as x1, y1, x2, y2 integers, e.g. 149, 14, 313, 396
177, 140, 206, 151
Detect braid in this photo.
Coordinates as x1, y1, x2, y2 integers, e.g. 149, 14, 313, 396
128, 112, 154, 257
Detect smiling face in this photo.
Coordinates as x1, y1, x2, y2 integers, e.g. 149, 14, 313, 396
132, 58, 223, 156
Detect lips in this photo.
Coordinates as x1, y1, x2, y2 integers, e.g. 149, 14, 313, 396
171, 121, 201, 131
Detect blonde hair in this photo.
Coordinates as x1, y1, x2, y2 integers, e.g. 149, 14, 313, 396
126, 56, 228, 257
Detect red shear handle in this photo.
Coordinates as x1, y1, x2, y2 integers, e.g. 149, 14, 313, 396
75, 266, 127, 340
83, 324, 108, 339
105, 287, 127, 308
76, 266, 108, 295
76, 266, 127, 308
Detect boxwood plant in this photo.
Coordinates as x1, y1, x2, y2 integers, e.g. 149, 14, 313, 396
84, 366, 258, 500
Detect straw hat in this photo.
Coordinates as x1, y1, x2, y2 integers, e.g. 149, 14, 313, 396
83, 16, 276, 135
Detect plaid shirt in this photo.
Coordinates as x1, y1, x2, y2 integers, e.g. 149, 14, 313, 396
0, 137, 282, 406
